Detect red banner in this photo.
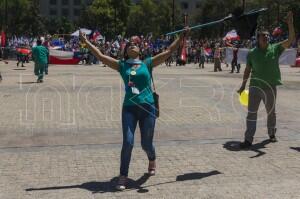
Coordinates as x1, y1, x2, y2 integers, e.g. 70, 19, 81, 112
180, 38, 187, 62
1, 31, 6, 47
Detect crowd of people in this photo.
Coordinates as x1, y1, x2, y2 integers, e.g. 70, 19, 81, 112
0, 10, 299, 192
76, 11, 297, 191
1, 30, 299, 70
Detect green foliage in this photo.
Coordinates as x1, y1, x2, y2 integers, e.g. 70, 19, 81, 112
126, 0, 181, 37
77, 0, 131, 38
0, 0, 46, 36
1, 0, 299, 39
192, 0, 300, 38
126, 0, 158, 36
43, 17, 74, 35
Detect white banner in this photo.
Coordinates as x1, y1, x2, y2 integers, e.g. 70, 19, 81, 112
225, 47, 298, 65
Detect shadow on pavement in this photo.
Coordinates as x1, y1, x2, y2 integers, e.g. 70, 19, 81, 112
26, 173, 151, 194
13, 68, 26, 70
290, 147, 300, 152
26, 170, 221, 194
223, 139, 271, 158
176, 170, 222, 181
17, 81, 36, 84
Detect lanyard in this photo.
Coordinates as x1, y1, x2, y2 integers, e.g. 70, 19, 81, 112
128, 64, 140, 87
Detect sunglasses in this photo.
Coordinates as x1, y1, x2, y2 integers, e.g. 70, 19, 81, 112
129, 42, 139, 47
258, 32, 269, 37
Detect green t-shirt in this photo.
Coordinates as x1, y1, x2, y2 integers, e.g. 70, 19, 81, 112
119, 57, 154, 106
32, 45, 49, 65
247, 43, 285, 88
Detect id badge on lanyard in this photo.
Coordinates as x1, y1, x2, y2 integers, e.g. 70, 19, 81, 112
128, 66, 140, 94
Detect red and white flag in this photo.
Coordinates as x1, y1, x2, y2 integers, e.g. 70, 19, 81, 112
92, 30, 103, 41
223, 30, 240, 41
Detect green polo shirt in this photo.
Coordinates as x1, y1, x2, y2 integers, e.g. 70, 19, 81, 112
247, 43, 285, 88
119, 58, 154, 106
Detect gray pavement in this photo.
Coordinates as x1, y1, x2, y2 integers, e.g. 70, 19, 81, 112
0, 61, 299, 198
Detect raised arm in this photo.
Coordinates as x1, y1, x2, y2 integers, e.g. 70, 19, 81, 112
280, 11, 295, 49
152, 27, 190, 67
79, 31, 119, 71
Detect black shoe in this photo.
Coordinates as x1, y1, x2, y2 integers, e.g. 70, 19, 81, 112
239, 140, 252, 149
269, 135, 278, 143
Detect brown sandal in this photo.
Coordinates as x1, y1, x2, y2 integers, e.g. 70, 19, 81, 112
148, 160, 156, 176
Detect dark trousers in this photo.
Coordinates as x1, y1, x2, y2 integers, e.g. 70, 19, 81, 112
231, 59, 240, 73
214, 58, 222, 72
245, 86, 277, 143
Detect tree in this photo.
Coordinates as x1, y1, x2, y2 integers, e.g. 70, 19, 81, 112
78, 0, 131, 39
0, 0, 46, 36
111, 0, 131, 35
156, 0, 182, 35
126, 0, 181, 37
191, 0, 242, 38
126, 0, 158, 36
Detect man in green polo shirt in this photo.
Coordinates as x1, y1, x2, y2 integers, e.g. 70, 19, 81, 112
32, 39, 49, 83
237, 11, 295, 149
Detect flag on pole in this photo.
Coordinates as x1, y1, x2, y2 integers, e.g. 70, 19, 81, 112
1, 31, 6, 47
91, 30, 103, 41
223, 30, 240, 41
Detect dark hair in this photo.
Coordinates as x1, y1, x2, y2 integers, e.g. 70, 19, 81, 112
257, 30, 269, 37
123, 42, 142, 61
37, 39, 42, 45
256, 30, 269, 47
123, 42, 130, 60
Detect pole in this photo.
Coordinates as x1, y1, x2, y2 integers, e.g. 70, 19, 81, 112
166, 18, 225, 35
166, 8, 267, 35
0, 1, 2, 29
277, 1, 280, 25
172, 0, 175, 31
184, 13, 188, 26
242, 0, 245, 11
114, 6, 117, 36
5, 0, 7, 32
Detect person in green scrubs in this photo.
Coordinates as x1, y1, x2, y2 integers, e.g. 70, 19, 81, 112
32, 39, 49, 83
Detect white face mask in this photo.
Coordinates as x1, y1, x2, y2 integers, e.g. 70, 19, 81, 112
126, 58, 142, 65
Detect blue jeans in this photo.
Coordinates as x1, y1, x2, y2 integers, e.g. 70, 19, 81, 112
120, 104, 156, 176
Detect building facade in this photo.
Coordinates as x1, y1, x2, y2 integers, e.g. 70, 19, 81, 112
177, 0, 202, 15
39, 0, 202, 23
132, 0, 203, 23
38, 0, 93, 22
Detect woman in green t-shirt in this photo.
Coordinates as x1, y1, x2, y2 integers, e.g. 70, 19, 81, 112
80, 28, 189, 191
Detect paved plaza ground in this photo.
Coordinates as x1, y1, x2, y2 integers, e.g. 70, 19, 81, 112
0, 61, 299, 199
